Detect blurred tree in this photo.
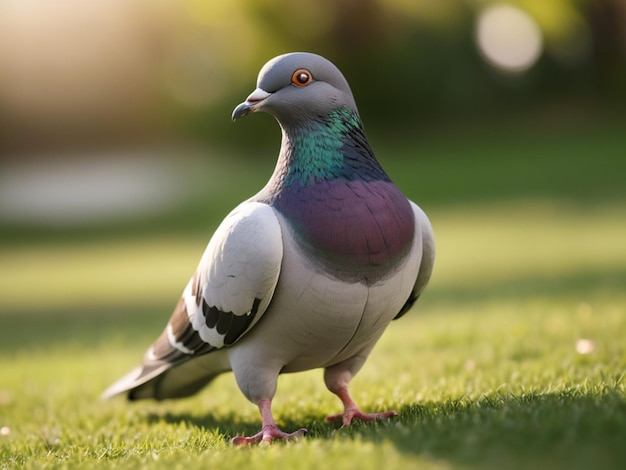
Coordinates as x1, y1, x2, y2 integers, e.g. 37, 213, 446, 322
587, 0, 626, 98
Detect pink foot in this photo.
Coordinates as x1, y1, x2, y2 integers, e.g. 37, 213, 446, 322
230, 425, 307, 445
326, 408, 398, 427
327, 386, 397, 427
230, 398, 307, 445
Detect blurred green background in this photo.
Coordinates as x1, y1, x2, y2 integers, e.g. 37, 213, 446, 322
1, 0, 625, 352
1, 0, 625, 232
1, 0, 625, 344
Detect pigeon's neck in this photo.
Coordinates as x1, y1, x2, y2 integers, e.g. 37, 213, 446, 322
253, 107, 415, 282
273, 108, 389, 188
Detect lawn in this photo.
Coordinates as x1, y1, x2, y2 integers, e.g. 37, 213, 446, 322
1, 117, 626, 469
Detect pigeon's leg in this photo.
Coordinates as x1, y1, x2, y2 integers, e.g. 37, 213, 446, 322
324, 364, 397, 427
230, 398, 307, 445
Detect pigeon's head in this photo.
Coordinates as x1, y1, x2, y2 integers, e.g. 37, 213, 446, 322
232, 52, 358, 126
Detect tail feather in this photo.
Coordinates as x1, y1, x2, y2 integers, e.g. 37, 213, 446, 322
102, 349, 231, 401
101, 362, 174, 400
103, 294, 234, 401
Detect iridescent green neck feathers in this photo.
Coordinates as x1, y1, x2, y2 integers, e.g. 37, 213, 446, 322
278, 108, 384, 187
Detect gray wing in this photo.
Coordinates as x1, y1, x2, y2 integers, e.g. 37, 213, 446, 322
102, 201, 283, 400
394, 202, 435, 320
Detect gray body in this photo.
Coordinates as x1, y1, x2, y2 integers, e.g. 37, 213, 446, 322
103, 52, 435, 443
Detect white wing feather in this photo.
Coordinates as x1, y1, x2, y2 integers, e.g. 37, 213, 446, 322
185, 201, 283, 349
102, 201, 283, 399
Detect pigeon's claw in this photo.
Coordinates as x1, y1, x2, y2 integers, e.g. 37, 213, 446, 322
326, 408, 398, 427
230, 425, 307, 445
230, 398, 307, 445
326, 386, 398, 427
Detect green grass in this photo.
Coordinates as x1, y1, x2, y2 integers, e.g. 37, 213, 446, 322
2, 119, 626, 468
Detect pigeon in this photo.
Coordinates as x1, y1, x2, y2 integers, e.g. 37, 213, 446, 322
103, 52, 435, 445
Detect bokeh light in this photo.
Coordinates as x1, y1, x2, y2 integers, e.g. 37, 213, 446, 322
475, 4, 543, 73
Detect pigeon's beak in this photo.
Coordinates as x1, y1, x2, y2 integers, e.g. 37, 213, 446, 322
232, 88, 272, 121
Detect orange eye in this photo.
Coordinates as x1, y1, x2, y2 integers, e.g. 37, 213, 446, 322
291, 69, 312, 87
